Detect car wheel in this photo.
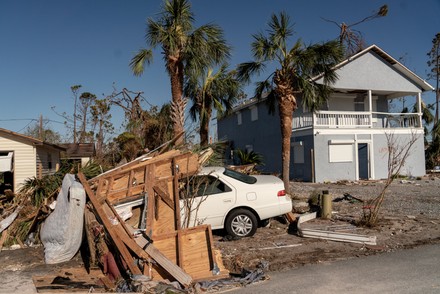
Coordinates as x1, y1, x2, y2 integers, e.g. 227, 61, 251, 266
225, 209, 258, 238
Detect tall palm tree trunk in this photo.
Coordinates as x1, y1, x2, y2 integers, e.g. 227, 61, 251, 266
199, 107, 212, 147
169, 62, 185, 145
278, 97, 295, 193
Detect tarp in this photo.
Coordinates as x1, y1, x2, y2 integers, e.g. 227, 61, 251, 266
40, 174, 86, 264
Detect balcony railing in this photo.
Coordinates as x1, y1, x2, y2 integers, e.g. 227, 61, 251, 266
292, 111, 422, 129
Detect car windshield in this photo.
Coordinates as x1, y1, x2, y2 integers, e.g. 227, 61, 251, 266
223, 168, 257, 184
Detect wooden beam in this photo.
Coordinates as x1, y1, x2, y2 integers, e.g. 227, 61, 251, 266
105, 199, 135, 241
127, 170, 134, 197
153, 185, 174, 209
123, 229, 193, 288
78, 173, 142, 275
89, 150, 181, 184
145, 166, 155, 234
172, 158, 181, 231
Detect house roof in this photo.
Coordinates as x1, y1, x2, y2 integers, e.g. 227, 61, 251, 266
224, 45, 433, 117
314, 44, 434, 92
60, 143, 95, 158
0, 128, 66, 151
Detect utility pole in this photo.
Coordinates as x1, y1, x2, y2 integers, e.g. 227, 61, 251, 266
39, 114, 43, 141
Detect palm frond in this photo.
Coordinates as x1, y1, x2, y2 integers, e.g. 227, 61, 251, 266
236, 61, 266, 84
130, 49, 153, 76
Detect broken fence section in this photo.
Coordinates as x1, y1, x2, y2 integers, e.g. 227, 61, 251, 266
297, 212, 377, 245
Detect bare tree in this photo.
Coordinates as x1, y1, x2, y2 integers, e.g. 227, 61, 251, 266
107, 87, 150, 139
323, 4, 388, 56
91, 98, 114, 160
362, 131, 418, 226
78, 92, 97, 143
70, 85, 82, 143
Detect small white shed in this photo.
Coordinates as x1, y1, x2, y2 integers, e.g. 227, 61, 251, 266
0, 128, 65, 193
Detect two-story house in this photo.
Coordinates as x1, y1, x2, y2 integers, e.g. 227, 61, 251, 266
218, 45, 434, 182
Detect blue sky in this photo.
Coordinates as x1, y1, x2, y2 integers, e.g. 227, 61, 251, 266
1, 0, 439, 140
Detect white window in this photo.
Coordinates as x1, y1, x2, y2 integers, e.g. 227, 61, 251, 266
292, 142, 304, 164
250, 106, 258, 121
328, 140, 354, 162
237, 112, 242, 125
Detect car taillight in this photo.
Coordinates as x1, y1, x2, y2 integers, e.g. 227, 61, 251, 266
277, 190, 286, 197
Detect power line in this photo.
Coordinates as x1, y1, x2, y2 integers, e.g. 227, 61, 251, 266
0, 118, 65, 124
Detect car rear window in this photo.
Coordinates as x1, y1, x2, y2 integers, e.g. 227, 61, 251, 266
223, 168, 257, 184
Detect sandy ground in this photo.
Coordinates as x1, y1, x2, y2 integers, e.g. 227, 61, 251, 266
216, 175, 440, 273
1, 175, 439, 292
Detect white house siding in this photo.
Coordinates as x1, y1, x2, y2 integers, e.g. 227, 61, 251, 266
316, 51, 421, 93
0, 135, 36, 192
312, 130, 426, 183
372, 131, 426, 180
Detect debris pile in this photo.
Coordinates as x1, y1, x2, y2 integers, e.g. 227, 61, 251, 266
2, 149, 234, 292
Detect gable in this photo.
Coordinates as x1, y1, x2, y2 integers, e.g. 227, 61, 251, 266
317, 51, 423, 93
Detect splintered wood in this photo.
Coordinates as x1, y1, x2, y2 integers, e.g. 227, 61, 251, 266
78, 150, 229, 289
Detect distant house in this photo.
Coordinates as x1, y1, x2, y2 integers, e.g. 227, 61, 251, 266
218, 45, 434, 182
0, 128, 65, 193
60, 143, 95, 167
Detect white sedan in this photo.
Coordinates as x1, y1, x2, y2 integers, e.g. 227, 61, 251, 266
180, 166, 292, 238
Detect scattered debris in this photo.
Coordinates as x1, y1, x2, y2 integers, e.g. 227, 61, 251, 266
297, 212, 377, 245
250, 243, 302, 250
333, 193, 364, 203
0, 205, 21, 233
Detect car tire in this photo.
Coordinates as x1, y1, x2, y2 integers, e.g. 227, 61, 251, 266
225, 209, 258, 238
260, 218, 271, 228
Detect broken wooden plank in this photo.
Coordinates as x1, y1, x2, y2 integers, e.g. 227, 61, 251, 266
119, 228, 193, 288
132, 225, 229, 281
78, 173, 142, 275
284, 212, 298, 223
153, 185, 174, 209
33, 267, 107, 293
145, 165, 155, 234
300, 228, 377, 245
172, 158, 181, 231
89, 150, 181, 183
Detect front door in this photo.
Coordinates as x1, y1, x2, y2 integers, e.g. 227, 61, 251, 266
358, 143, 369, 180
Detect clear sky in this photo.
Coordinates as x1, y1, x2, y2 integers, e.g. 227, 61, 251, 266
1, 0, 439, 140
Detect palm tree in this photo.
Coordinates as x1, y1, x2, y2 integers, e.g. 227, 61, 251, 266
185, 64, 241, 147
237, 12, 343, 191
130, 0, 230, 145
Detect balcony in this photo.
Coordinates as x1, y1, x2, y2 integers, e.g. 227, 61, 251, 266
292, 111, 422, 129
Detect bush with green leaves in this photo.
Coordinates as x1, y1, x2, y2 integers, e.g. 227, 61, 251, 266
236, 149, 264, 166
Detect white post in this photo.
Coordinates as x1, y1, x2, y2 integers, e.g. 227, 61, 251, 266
354, 134, 359, 181
417, 93, 422, 128
368, 90, 373, 127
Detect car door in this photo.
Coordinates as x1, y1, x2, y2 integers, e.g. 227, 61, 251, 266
180, 175, 236, 229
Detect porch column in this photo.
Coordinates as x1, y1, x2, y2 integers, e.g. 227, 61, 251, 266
368, 90, 373, 127
417, 93, 422, 128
